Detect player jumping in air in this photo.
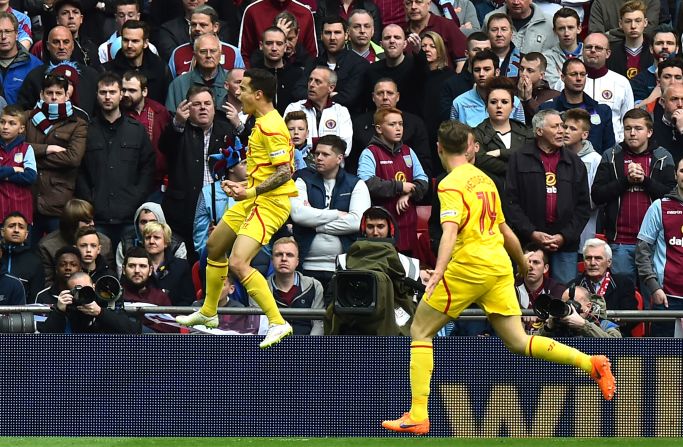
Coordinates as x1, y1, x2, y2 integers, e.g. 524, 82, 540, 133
382, 121, 616, 435
176, 68, 297, 348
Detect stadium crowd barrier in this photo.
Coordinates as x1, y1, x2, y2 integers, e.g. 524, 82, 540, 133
0, 333, 680, 437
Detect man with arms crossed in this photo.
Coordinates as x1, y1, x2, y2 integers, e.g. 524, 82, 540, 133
177, 69, 297, 348
382, 120, 615, 435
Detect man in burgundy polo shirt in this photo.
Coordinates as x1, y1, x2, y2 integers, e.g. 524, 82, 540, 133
591, 108, 675, 280
404, 0, 467, 71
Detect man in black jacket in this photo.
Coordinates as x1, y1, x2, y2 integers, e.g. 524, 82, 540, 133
17, 25, 99, 116
160, 85, 233, 255
506, 109, 590, 285
591, 107, 675, 279
40, 271, 139, 334
104, 20, 171, 104
1, 212, 44, 302
76, 72, 156, 249
250, 26, 303, 115
349, 78, 431, 177
293, 16, 369, 113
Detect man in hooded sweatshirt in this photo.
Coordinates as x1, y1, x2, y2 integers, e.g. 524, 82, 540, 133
562, 108, 602, 255
115, 201, 187, 277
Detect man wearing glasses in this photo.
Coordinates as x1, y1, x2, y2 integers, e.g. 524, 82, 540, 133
0, 12, 42, 105
166, 33, 227, 113
555, 32, 635, 143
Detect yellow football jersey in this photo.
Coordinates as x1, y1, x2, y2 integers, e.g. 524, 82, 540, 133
438, 163, 512, 277
246, 109, 297, 197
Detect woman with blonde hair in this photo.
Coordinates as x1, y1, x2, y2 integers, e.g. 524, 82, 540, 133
421, 31, 457, 173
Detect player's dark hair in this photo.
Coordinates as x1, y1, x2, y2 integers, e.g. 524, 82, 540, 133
244, 68, 277, 102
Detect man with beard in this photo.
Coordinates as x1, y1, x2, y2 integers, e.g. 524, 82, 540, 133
631, 26, 680, 103
36, 246, 82, 305
121, 246, 172, 307
250, 27, 302, 115
294, 17, 369, 113
76, 72, 156, 249
104, 20, 171, 104
121, 71, 172, 200
98, 0, 159, 64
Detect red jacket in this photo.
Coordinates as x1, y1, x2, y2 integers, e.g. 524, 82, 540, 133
239, 0, 318, 67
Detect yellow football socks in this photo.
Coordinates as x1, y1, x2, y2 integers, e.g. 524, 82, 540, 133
525, 335, 593, 374
242, 268, 286, 325
409, 341, 434, 422
200, 258, 228, 317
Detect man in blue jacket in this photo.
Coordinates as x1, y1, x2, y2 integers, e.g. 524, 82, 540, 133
0, 12, 42, 105
539, 58, 615, 154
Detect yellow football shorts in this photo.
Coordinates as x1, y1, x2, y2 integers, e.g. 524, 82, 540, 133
222, 194, 291, 245
423, 265, 521, 318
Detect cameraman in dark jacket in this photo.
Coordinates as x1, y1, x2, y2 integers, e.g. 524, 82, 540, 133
76, 72, 156, 248
538, 285, 621, 338
40, 271, 138, 334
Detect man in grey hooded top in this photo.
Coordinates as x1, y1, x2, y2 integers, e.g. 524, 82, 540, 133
115, 202, 187, 276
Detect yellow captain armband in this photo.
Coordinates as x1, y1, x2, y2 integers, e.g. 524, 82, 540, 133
245, 188, 257, 199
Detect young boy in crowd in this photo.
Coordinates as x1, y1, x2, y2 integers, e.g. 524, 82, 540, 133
0, 105, 37, 224
357, 107, 429, 257
74, 226, 114, 282
285, 111, 312, 170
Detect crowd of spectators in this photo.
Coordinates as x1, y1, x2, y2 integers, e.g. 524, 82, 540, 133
0, 0, 682, 336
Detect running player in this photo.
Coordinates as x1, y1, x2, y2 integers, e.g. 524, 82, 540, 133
382, 120, 616, 435
176, 68, 297, 348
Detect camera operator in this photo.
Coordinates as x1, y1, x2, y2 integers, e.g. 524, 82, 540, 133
40, 272, 139, 334
538, 286, 621, 338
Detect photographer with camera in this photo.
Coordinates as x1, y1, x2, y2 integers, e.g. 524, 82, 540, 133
40, 271, 138, 334
536, 285, 622, 338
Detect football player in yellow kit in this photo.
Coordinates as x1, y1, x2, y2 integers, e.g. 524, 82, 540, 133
382, 120, 616, 435
176, 69, 297, 349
